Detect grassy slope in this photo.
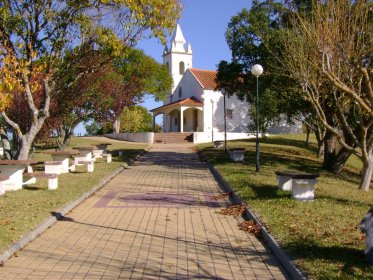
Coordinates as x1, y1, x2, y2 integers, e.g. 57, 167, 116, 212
0, 137, 147, 254
199, 134, 372, 280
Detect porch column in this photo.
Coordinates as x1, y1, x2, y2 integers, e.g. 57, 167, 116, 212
152, 114, 156, 132
168, 115, 172, 132
180, 108, 184, 132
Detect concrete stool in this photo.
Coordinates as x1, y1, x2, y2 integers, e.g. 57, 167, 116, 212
45, 161, 63, 175
360, 208, 373, 264
0, 175, 10, 195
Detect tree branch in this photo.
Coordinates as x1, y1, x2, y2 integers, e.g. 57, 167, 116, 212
323, 69, 373, 117
1, 112, 23, 139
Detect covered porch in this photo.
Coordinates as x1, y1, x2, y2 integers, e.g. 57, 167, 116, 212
151, 97, 204, 133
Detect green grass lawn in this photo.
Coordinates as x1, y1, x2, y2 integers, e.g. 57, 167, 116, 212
0, 136, 147, 254
199, 134, 372, 280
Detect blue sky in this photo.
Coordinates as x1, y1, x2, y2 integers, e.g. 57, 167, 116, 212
75, 0, 251, 135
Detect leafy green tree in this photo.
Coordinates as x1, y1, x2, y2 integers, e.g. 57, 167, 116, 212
216, 1, 312, 135
109, 48, 172, 133
44, 47, 172, 147
0, 0, 181, 159
84, 121, 102, 136
217, 0, 354, 170
120, 106, 153, 132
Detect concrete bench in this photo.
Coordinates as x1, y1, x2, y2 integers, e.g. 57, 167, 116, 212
92, 148, 104, 159
77, 160, 94, 172
44, 161, 63, 175
213, 141, 224, 148
103, 153, 112, 163
0, 175, 10, 195
275, 170, 319, 201
26, 161, 44, 173
229, 148, 245, 162
23, 172, 59, 190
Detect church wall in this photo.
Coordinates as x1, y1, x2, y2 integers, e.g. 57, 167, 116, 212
174, 71, 204, 102
165, 52, 193, 95
202, 90, 251, 134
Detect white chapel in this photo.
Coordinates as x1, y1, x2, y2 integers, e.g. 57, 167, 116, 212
151, 24, 253, 143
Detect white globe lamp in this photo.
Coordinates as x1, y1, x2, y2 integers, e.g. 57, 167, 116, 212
251, 64, 263, 77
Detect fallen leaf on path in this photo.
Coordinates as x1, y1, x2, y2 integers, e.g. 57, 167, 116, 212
218, 205, 246, 216
239, 220, 262, 238
211, 192, 232, 200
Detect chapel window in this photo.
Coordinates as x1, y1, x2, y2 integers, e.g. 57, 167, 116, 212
179, 61, 185, 75
178, 87, 182, 98
226, 109, 233, 119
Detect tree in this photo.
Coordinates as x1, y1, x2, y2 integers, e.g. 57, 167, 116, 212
0, 0, 181, 159
109, 48, 172, 133
217, 0, 355, 170
120, 106, 153, 132
53, 47, 172, 141
280, 0, 372, 190
44, 47, 172, 147
84, 120, 101, 136
216, 1, 316, 138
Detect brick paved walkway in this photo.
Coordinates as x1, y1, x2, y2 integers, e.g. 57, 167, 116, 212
0, 144, 287, 279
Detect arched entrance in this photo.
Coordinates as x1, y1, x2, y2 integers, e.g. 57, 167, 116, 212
150, 97, 204, 133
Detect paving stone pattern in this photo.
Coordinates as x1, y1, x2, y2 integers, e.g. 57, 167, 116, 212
0, 144, 287, 279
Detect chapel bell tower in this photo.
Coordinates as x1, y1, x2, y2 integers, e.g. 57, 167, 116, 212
163, 24, 193, 96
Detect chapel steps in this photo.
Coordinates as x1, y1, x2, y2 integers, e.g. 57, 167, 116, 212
154, 133, 193, 144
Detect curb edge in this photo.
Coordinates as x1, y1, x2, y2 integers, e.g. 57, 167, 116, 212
206, 160, 307, 280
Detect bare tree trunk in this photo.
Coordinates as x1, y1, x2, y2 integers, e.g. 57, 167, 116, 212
305, 125, 310, 147
360, 151, 373, 191
113, 118, 120, 134
17, 136, 31, 160
314, 129, 325, 158
59, 127, 73, 150
323, 132, 337, 171
0, 127, 12, 159
1, 78, 51, 160
317, 141, 324, 158
322, 132, 352, 174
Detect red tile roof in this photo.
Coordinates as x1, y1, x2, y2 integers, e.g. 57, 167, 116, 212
150, 97, 203, 112
189, 68, 217, 90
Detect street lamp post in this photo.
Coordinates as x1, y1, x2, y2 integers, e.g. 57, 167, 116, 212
211, 99, 214, 143
223, 92, 227, 152
251, 64, 263, 172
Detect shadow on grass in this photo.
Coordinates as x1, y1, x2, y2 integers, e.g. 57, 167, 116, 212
23, 185, 43, 191
249, 183, 292, 200
286, 241, 372, 278
230, 136, 319, 154
110, 148, 146, 163
205, 146, 321, 174
316, 194, 372, 208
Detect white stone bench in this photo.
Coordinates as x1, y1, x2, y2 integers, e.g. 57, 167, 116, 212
77, 160, 94, 172
275, 170, 319, 201
103, 153, 112, 163
0, 175, 10, 195
229, 148, 245, 162
92, 148, 104, 159
213, 141, 224, 148
23, 172, 59, 190
44, 161, 63, 175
